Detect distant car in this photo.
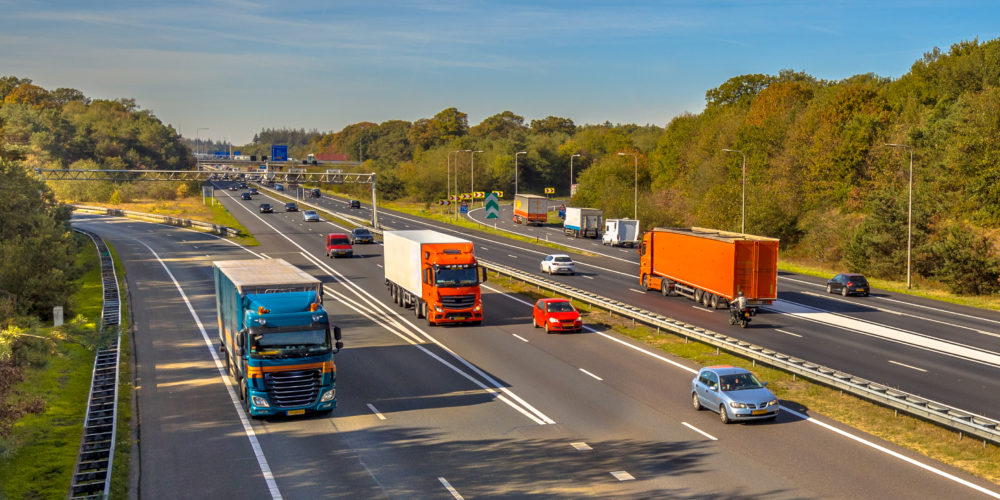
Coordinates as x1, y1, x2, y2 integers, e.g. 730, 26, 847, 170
827, 273, 870, 297
285, 202, 298, 212
532, 298, 582, 333
540, 254, 575, 275
326, 233, 353, 258
310, 188, 321, 198
302, 210, 320, 222
349, 227, 374, 244
691, 365, 779, 424
228, 185, 238, 191
240, 192, 252, 200
259, 203, 273, 213
349, 199, 361, 209
239, 182, 248, 189
249, 188, 259, 195
275, 184, 285, 191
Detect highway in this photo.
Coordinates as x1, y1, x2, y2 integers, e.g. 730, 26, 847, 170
68, 184, 1000, 498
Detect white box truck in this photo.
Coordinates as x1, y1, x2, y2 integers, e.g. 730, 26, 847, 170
563, 207, 603, 238
602, 219, 640, 247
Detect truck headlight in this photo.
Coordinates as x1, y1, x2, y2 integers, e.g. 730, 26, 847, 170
729, 401, 748, 409
320, 389, 336, 402
251, 396, 270, 407
434, 305, 443, 313
474, 303, 482, 312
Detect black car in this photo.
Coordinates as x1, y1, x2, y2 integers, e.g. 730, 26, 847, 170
310, 188, 321, 198
827, 273, 870, 297
259, 203, 273, 213
228, 185, 238, 191
249, 188, 259, 195
285, 202, 298, 212
240, 192, 252, 200
349, 199, 361, 209
350, 227, 374, 244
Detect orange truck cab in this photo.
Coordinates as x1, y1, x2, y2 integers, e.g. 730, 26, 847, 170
383, 230, 487, 326
326, 233, 353, 258
639, 227, 778, 311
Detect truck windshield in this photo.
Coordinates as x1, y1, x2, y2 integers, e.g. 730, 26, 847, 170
435, 266, 479, 287
249, 326, 331, 359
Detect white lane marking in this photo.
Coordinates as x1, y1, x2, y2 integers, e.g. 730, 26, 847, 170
876, 296, 1000, 327
629, 288, 645, 294
512, 334, 529, 343
774, 329, 803, 338
888, 360, 928, 373
136, 241, 282, 500
691, 306, 714, 312
584, 275, 594, 280
682, 422, 718, 441
767, 300, 1000, 368
367, 403, 387, 420
438, 477, 464, 499
579, 368, 603, 381
571, 442, 592, 451
780, 405, 1000, 499
507, 254, 518, 259
481, 246, 489, 250
610, 471, 635, 481
803, 291, 996, 337
376, 264, 383, 268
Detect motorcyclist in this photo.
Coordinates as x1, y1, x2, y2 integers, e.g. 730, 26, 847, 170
730, 291, 748, 324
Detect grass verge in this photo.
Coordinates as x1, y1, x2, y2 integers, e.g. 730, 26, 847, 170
488, 272, 1000, 485
0, 234, 104, 498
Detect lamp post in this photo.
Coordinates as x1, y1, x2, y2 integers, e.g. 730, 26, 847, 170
617, 152, 638, 220
886, 143, 914, 289
196, 127, 209, 157
470, 149, 484, 206
514, 151, 527, 197
569, 153, 581, 197
721, 148, 747, 234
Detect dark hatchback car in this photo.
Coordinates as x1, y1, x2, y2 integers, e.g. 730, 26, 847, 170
827, 273, 870, 297
349, 199, 361, 209
259, 203, 273, 213
285, 202, 298, 212
349, 227, 374, 244
240, 192, 252, 200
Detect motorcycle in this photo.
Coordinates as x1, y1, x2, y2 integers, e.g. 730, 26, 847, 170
729, 304, 752, 328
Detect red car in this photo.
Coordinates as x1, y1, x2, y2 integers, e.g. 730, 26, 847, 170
532, 298, 582, 333
326, 233, 353, 258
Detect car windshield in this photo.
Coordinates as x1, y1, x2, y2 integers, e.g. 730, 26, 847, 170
249, 327, 330, 359
354, 229, 371, 237
435, 266, 479, 287
554, 256, 573, 263
719, 373, 765, 391
547, 301, 575, 313
305, 211, 316, 216
330, 238, 350, 245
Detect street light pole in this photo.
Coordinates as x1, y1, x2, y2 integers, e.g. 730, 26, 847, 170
618, 152, 638, 220
470, 150, 484, 206
722, 148, 747, 234
515, 151, 527, 197
196, 127, 209, 156
886, 143, 914, 289
569, 154, 581, 197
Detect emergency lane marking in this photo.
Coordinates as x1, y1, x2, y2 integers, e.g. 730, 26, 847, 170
629, 288, 645, 294
579, 368, 603, 381
571, 441, 592, 451
610, 471, 635, 481
888, 360, 928, 373
584, 275, 594, 279
802, 291, 992, 336
512, 334, 529, 343
774, 329, 803, 338
135, 241, 283, 500
367, 403, 387, 420
438, 477, 464, 499
682, 422, 718, 441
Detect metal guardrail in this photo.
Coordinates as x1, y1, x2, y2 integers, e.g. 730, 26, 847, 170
70, 229, 123, 499
72, 205, 241, 237
478, 259, 1000, 446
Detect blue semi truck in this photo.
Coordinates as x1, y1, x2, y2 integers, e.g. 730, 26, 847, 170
213, 259, 342, 417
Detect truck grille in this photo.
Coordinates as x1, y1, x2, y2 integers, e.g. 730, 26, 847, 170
441, 294, 476, 309
264, 369, 320, 408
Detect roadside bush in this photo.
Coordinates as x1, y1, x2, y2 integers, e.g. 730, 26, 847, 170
928, 223, 1000, 295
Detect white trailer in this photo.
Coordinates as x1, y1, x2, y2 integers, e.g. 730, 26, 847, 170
563, 207, 603, 238
602, 219, 640, 247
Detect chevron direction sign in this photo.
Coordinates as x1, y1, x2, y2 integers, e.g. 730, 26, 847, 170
485, 192, 499, 219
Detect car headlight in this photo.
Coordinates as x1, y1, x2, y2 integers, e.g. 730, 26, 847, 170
767, 399, 778, 407
320, 389, 336, 402
549, 317, 559, 323
729, 401, 748, 409
251, 396, 270, 407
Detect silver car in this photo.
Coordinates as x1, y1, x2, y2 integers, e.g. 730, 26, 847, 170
302, 210, 320, 222
540, 254, 575, 275
691, 365, 779, 424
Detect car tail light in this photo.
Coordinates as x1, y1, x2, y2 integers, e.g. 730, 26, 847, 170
847, 281, 853, 287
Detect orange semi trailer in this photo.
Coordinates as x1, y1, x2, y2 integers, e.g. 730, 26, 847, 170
638, 227, 779, 311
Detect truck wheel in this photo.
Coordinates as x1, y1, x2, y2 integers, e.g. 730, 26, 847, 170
414, 300, 423, 318
661, 283, 669, 297
710, 294, 720, 309
641, 275, 648, 289
694, 289, 703, 303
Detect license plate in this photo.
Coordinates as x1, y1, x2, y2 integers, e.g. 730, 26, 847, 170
856, 288, 865, 292
751, 409, 767, 416
287, 409, 305, 416
453, 316, 466, 320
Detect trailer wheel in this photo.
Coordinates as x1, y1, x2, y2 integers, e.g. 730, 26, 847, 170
414, 299, 423, 318
694, 289, 703, 303
710, 294, 720, 309
661, 282, 669, 297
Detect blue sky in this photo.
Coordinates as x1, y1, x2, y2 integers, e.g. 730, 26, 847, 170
2, 1, 998, 145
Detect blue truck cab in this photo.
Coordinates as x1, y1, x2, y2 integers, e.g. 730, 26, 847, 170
213, 259, 343, 417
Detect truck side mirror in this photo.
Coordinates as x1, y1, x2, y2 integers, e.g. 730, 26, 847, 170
333, 326, 342, 341
480, 266, 488, 283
